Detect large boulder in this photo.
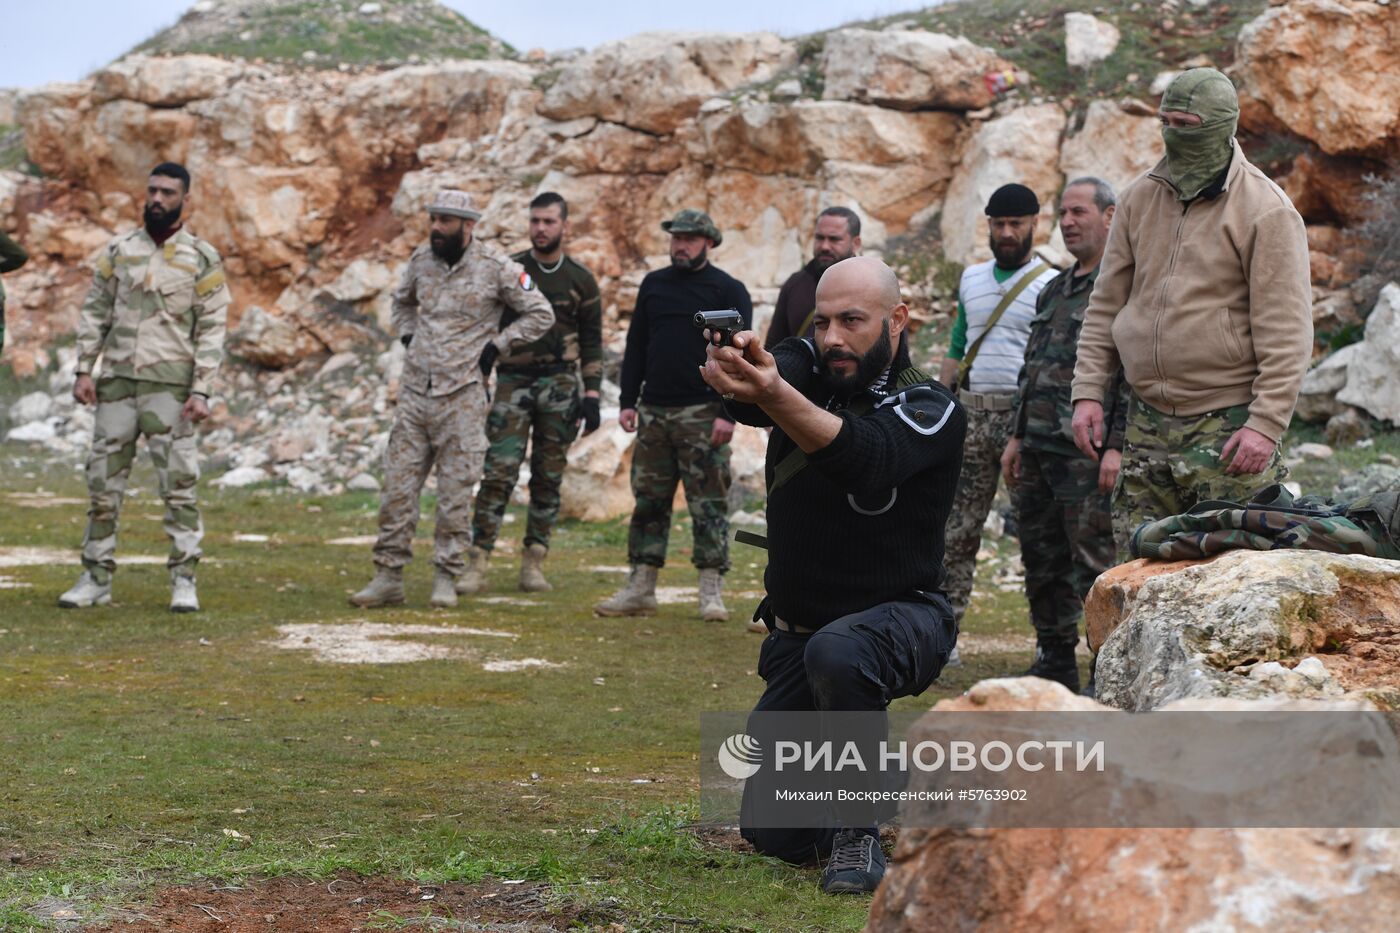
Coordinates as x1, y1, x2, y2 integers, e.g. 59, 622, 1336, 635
1064, 13, 1121, 69
821, 29, 1011, 112
538, 32, 792, 135
1294, 342, 1362, 423
1090, 550, 1400, 711
939, 103, 1067, 267
1237, 0, 1400, 157
91, 54, 244, 107
1336, 283, 1400, 423
1058, 99, 1164, 196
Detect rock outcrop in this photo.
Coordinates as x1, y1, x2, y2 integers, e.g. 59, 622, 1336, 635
1336, 283, 1400, 423
820, 29, 1012, 112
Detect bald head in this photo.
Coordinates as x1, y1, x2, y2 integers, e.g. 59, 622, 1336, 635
811, 256, 909, 394
817, 255, 900, 310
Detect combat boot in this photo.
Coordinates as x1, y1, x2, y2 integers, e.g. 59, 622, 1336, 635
519, 543, 553, 593
1022, 639, 1080, 693
58, 570, 112, 609
698, 568, 729, 622
456, 547, 489, 595
349, 566, 405, 608
430, 568, 458, 608
594, 565, 659, 617
170, 574, 200, 613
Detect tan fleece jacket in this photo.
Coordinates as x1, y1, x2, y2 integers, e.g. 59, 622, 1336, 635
1071, 142, 1312, 441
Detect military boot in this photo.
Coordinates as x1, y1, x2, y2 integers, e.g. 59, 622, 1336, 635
698, 568, 728, 622
349, 566, 405, 608
519, 543, 553, 592
1022, 638, 1080, 693
170, 574, 200, 613
58, 570, 112, 609
594, 565, 659, 617
456, 547, 489, 595
430, 568, 458, 609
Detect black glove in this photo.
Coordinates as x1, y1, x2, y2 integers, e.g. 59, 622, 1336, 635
478, 341, 499, 378
400, 334, 413, 347
580, 396, 601, 435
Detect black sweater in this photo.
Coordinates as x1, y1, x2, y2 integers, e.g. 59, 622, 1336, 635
726, 339, 966, 629
620, 263, 753, 417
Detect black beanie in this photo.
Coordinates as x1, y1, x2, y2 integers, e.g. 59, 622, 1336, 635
985, 183, 1040, 217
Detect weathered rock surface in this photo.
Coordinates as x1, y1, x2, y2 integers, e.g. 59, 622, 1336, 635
1058, 99, 1164, 195
91, 54, 246, 107
1294, 342, 1360, 422
821, 29, 1011, 112
1336, 283, 1400, 423
1064, 12, 1121, 69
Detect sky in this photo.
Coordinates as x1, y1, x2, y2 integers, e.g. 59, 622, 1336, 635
0, 0, 919, 90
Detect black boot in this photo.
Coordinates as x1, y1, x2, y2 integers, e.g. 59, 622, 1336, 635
1080, 653, 1097, 699
1022, 639, 1080, 693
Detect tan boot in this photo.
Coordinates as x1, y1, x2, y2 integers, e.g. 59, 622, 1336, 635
519, 543, 553, 592
456, 547, 489, 595
349, 566, 404, 608
594, 564, 659, 617
698, 567, 729, 622
430, 568, 458, 608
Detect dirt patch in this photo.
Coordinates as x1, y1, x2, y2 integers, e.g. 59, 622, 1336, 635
267, 622, 516, 665
6, 492, 87, 507
0, 547, 165, 568
83, 873, 598, 932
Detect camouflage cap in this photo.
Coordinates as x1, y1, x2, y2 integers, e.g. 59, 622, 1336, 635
428, 189, 482, 221
661, 208, 722, 247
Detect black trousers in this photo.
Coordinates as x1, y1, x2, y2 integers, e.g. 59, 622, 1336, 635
739, 595, 957, 864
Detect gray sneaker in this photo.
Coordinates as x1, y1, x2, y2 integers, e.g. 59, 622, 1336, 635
170, 576, 200, 613
820, 829, 885, 895
58, 571, 112, 609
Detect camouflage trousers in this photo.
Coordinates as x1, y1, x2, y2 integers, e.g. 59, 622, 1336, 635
628, 402, 731, 571
81, 377, 201, 584
1015, 447, 1114, 645
372, 382, 488, 576
472, 368, 581, 552
943, 402, 1016, 623
1114, 394, 1287, 558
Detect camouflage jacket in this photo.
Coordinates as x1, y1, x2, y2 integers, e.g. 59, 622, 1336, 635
391, 238, 554, 397
76, 227, 230, 397
1012, 264, 1130, 457
500, 251, 604, 392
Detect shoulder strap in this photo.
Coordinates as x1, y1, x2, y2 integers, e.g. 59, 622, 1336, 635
794, 305, 818, 340
957, 262, 1047, 388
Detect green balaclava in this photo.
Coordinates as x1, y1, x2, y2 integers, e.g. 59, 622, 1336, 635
1160, 68, 1240, 201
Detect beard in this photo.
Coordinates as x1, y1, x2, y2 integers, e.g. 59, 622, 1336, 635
819, 319, 894, 396
989, 228, 1034, 268
814, 245, 855, 269
430, 228, 466, 264
671, 245, 708, 271
532, 232, 563, 256
143, 201, 182, 235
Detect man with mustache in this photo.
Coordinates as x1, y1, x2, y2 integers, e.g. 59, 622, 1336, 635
937, 184, 1056, 643
702, 256, 964, 894
1071, 69, 1312, 553
465, 192, 603, 594
596, 209, 751, 621
351, 190, 554, 609
763, 207, 862, 349
59, 162, 231, 613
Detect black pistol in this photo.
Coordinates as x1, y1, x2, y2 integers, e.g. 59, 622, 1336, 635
694, 308, 744, 347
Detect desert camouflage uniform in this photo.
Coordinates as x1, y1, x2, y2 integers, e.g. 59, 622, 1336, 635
629, 402, 731, 570
74, 227, 230, 584
372, 238, 554, 575
471, 252, 602, 552
1011, 265, 1130, 644
1114, 394, 1287, 556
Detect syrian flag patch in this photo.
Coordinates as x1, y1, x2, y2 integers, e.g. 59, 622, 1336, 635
519, 271, 535, 291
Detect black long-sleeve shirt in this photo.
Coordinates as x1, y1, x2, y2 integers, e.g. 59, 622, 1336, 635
726, 338, 967, 628
620, 263, 753, 418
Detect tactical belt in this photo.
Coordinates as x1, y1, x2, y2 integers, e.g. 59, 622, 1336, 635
957, 389, 1016, 412
773, 617, 818, 635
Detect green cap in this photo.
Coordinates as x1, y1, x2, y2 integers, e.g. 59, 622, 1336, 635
661, 208, 722, 247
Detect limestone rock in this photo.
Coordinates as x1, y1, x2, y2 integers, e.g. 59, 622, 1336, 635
228, 305, 325, 369
559, 419, 637, 522
1281, 151, 1378, 227
1059, 99, 1164, 195
1294, 342, 1360, 422
1092, 550, 1400, 711
1237, 0, 1400, 156
821, 29, 1011, 112
1326, 406, 1372, 447
1334, 462, 1399, 501
91, 54, 244, 107
1336, 283, 1400, 422
1064, 13, 1121, 69
8, 391, 53, 425
939, 104, 1067, 267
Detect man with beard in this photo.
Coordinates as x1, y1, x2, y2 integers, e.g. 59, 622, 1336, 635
1000, 178, 1129, 692
464, 192, 603, 593
351, 190, 554, 609
763, 207, 862, 349
701, 256, 964, 894
937, 183, 1055, 640
59, 162, 231, 612
596, 209, 752, 621
1072, 69, 1311, 553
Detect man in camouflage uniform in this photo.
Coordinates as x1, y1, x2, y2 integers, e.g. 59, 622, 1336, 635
59, 162, 230, 613
350, 190, 554, 610
1000, 178, 1128, 692
596, 209, 752, 621
464, 192, 603, 594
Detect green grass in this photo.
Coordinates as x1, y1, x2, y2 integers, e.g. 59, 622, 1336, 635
0, 458, 1035, 930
